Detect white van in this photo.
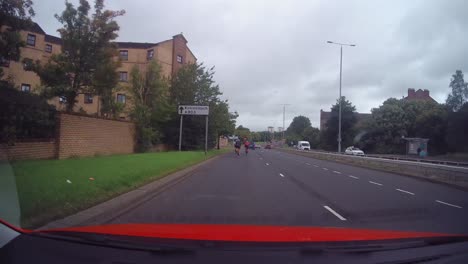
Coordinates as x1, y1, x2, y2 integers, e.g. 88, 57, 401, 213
297, 141, 311, 151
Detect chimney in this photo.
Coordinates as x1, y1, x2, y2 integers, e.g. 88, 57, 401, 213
423, 89, 430, 97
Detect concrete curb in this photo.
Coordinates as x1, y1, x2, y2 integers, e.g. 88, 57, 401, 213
278, 148, 468, 192
38, 153, 225, 230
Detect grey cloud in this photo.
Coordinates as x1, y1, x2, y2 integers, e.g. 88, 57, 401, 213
33, 0, 468, 131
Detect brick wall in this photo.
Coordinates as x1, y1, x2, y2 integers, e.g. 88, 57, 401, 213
0, 141, 56, 161
58, 113, 135, 159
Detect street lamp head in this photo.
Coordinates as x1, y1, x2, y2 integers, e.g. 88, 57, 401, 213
327, 41, 333, 44
350, 44, 356, 47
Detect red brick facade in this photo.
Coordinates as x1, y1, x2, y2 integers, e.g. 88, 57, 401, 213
0, 141, 56, 161
172, 34, 189, 75
57, 113, 135, 159
404, 88, 437, 102
1, 113, 136, 161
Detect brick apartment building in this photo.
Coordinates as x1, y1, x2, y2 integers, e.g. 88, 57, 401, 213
0, 22, 196, 119
319, 88, 437, 131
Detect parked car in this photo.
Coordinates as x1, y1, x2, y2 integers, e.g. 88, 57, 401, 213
249, 142, 256, 150
265, 144, 272, 149
345, 146, 365, 156
297, 141, 311, 151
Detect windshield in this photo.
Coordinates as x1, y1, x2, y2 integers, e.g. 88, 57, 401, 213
1, 0, 468, 257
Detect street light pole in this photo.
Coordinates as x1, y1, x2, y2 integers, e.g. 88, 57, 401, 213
338, 45, 342, 153
327, 41, 356, 153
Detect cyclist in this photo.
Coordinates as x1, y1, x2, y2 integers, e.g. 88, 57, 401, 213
244, 139, 250, 155
234, 139, 241, 156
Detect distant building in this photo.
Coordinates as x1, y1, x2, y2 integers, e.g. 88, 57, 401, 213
268, 127, 274, 133
403, 88, 437, 103
319, 110, 371, 131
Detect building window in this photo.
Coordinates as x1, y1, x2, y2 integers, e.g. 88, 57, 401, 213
26, 34, 36, 46
45, 44, 52, 53
176, 55, 183, 63
23, 58, 33, 71
21, 84, 31, 92
59, 96, 67, 104
119, 50, 128, 61
84, 93, 93, 104
117, 93, 126, 104
0, 57, 9, 67
147, 49, 154, 60
119, 71, 128, 82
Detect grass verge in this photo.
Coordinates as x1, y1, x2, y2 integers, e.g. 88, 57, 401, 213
7, 149, 228, 228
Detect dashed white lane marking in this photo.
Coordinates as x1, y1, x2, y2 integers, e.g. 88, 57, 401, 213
266, 163, 270, 166
348, 175, 359, 179
323, 206, 347, 221
332, 170, 342, 174
279, 173, 285, 177
396, 188, 415, 195
369, 181, 383, 186
323, 168, 329, 171
305, 163, 311, 165
259, 157, 263, 160
313, 165, 319, 167
436, 200, 462, 209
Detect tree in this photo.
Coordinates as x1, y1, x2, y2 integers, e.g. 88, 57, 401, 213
362, 98, 449, 154
0, 85, 55, 145
32, 0, 124, 112
128, 61, 171, 152
302, 127, 320, 148
235, 125, 250, 140
321, 96, 357, 150
446, 70, 468, 112
446, 103, 468, 152
165, 63, 235, 150
0, 0, 35, 78
286, 115, 311, 136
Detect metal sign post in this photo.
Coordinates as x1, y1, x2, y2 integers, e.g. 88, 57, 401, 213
178, 105, 209, 153
178, 115, 183, 151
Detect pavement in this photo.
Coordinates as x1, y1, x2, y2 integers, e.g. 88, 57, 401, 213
104, 148, 468, 235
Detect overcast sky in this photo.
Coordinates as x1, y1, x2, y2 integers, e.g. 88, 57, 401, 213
33, 0, 468, 131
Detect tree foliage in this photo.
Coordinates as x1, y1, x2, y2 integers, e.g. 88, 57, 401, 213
0, 84, 55, 144
32, 0, 124, 112
446, 70, 468, 112
361, 99, 448, 154
321, 96, 357, 150
235, 125, 250, 140
0, 0, 35, 78
286, 116, 311, 136
164, 63, 236, 150
128, 61, 171, 152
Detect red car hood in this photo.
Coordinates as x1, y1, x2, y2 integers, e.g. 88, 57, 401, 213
37, 224, 462, 242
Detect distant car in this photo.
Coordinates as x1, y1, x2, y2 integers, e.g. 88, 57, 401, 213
255, 144, 261, 149
249, 143, 256, 150
265, 144, 272, 149
345, 146, 365, 156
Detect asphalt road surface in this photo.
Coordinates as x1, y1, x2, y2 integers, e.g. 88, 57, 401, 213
110, 148, 468, 234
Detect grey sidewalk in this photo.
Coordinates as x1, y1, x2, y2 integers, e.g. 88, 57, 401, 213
39, 154, 224, 230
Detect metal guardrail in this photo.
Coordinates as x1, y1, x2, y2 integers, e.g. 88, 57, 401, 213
283, 147, 468, 168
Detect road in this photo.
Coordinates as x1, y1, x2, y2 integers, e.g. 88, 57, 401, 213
110, 149, 468, 234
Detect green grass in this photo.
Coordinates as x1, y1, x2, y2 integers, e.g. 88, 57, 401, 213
8, 150, 228, 228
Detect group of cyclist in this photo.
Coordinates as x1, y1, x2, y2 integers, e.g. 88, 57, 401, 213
234, 138, 250, 156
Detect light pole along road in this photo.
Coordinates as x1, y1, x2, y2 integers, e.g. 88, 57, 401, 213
327, 41, 356, 153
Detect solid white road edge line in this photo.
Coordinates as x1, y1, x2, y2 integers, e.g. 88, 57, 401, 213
333, 171, 342, 174
348, 175, 359, 179
279, 173, 285, 177
436, 200, 462, 209
323, 206, 347, 221
396, 188, 415, 195
369, 181, 383, 186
